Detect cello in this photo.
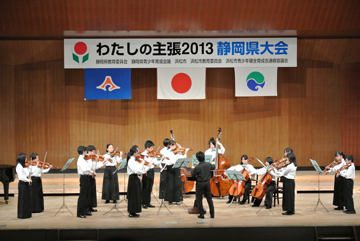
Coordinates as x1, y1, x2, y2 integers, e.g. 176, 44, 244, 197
210, 128, 233, 197
228, 155, 254, 198
251, 163, 273, 200
169, 129, 195, 194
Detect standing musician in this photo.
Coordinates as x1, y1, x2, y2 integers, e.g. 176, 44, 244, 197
272, 152, 297, 215
191, 151, 215, 219
205, 137, 225, 163
163, 140, 190, 205
127, 145, 145, 218
76, 146, 92, 218
226, 155, 256, 204
102, 144, 123, 204
324, 151, 346, 210
337, 155, 356, 214
159, 138, 170, 199
29, 153, 52, 213
16, 152, 32, 219
252, 157, 276, 209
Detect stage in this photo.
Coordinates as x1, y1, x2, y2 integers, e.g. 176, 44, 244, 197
0, 171, 359, 241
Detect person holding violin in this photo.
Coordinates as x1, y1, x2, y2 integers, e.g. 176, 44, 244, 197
191, 151, 215, 219
337, 155, 356, 214
252, 157, 276, 209
127, 145, 145, 218
29, 153, 52, 213
272, 152, 297, 215
102, 144, 124, 204
324, 151, 346, 210
141, 140, 163, 209
159, 138, 171, 199
163, 140, 190, 205
16, 152, 32, 219
205, 137, 225, 163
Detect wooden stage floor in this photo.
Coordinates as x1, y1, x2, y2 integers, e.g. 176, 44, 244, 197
0, 171, 360, 231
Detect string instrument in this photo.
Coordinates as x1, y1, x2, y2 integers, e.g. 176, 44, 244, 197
210, 128, 233, 197
25, 160, 37, 167
251, 164, 274, 199
228, 155, 254, 197
37, 161, 57, 169
324, 158, 342, 171
110, 151, 126, 158
148, 151, 162, 158
336, 163, 351, 174
274, 158, 291, 170
170, 129, 195, 194
85, 155, 105, 161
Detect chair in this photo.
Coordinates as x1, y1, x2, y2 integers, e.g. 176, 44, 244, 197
249, 174, 258, 204
273, 177, 283, 207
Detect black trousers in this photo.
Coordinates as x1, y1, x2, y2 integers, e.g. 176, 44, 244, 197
283, 177, 295, 213
18, 181, 32, 219
344, 179, 355, 212
30, 176, 44, 213
228, 178, 251, 202
164, 165, 182, 203
159, 165, 167, 199
253, 181, 276, 207
77, 175, 91, 216
196, 181, 214, 216
89, 176, 97, 208
127, 174, 142, 214
142, 169, 154, 205
333, 175, 345, 207
102, 166, 119, 201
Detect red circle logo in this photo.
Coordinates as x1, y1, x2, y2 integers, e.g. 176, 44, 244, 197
74, 42, 87, 55
171, 73, 192, 94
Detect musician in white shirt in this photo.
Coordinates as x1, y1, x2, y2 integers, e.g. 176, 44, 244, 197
204, 137, 225, 163
159, 138, 170, 199
338, 155, 356, 214
16, 153, 32, 219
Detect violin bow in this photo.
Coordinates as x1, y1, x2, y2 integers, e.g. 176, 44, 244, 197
256, 158, 266, 168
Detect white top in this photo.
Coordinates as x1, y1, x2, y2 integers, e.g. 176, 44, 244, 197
273, 163, 297, 179
29, 165, 51, 177
256, 166, 276, 181
141, 150, 162, 171
103, 153, 122, 167
16, 163, 31, 182
127, 156, 144, 175
77, 155, 93, 175
340, 163, 355, 180
163, 149, 187, 165
226, 164, 257, 178
328, 159, 346, 173
204, 142, 225, 161
160, 147, 169, 156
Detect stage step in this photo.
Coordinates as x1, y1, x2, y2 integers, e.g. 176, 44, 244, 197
315, 226, 358, 241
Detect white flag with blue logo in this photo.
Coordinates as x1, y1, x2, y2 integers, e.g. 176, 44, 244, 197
235, 68, 278, 97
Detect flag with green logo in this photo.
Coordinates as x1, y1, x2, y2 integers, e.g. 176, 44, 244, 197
235, 68, 278, 97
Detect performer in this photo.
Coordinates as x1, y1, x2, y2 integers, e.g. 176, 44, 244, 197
338, 155, 356, 214
29, 153, 51, 213
163, 140, 190, 205
191, 151, 215, 219
127, 145, 144, 218
324, 151, 346, 210
159, 138, 170, 199
205, 137, 225, 163
76, 145, 93, 218
102, 144, 123, 204
252, 157, 276, 209
273, 152, 297, 215
226, 155, 256, 204
284, 147, 293, 156
16, 153, 32, 219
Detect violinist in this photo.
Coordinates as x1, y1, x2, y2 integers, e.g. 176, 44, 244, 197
338, 155, 356, 214
102, 144, 124, 204
163, 140, 190, 205
272, 152, 297, 215
141, 140, 162, 209
324, 151, 346, 210
127, 145, 145, 218
159, 138, 170, 199
29, 153, 51, 213
16, 152, 32, 219
205, 137, 225, 163
252, 157, 276, 209
226, 155, 257, 204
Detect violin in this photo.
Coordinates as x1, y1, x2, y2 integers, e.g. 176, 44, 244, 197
85, 154, 105, 161
324, 158, 342, 171
336, 163, 351, 174
274, 158, 291, 169
173, 147, 193, 154
110, 151, 126, 158
25, 160, 37, 167
148, 151, 162, 159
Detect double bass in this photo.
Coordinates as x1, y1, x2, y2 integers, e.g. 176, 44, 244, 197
228, 155, 254, 198
210, 128, 233, 197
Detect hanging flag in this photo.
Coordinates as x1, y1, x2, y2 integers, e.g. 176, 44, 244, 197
157, 68, 206, 100
235, 68, 278, 97
84, 68, 131, 100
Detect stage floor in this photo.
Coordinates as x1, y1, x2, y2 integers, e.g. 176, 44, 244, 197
0, 171, 359, 231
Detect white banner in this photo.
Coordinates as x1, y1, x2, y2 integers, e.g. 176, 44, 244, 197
235, 68, 278, 97
64, 38, 297, 69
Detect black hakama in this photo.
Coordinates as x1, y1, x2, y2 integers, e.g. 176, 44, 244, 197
333, 175, 345, 207
159, 164, 167, 199
18, 181, 32, 218
89, 176, 97, 208
164, 165, 183, 203
30, 176, 44, 213
77, 175, 91, 216
127, 174, 142, 214
283, 177, 295, 213
142, 168, 154, 205
344, 179, 355, 212
102, 166, 119, 201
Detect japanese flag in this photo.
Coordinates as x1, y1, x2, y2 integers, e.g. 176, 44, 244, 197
157, 68, 206, 100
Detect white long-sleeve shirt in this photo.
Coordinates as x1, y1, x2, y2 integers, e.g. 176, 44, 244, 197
103, 153, 123, 167
141, 150, 162, 171
204, 142, 225, 161
273, 163, 297, 179
163, 149, 187, 165
16, 163, 31, 182
340, 163, 355, 180
77, 155, 93, 175
327, 159, 346, 173
256, 166, 276, 182
29, 165, 51, 177
127, 156, 144, 175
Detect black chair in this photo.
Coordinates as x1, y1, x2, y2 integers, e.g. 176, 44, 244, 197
249, 174, 258, 204
273, 177, 283, 207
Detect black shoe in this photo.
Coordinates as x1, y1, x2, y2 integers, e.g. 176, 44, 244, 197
239, 201, 246, 205
89, 208, 97, 212
147, 204, 155, 208
282, 212, 294, 215
142, 204, 148, 209
226, 200, 231, 204
210, 215, 215, 218
343, 210, 356, 214
84, 211, 92, 216
334, 206, 343, 210
266, 206, 271, 209
77, 214, 86, 218
113, 200, 117, 204
105, 200, 110, 203
129, 213, 140, 218
198, 215, 204, 219
168, 202, 173, 205
251, 204, 259, 207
